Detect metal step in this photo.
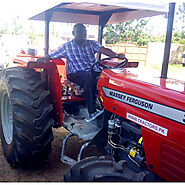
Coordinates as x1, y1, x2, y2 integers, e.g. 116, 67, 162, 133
61, 111, 103, 166
60, 132, 92, 166
62, 112, 102, 141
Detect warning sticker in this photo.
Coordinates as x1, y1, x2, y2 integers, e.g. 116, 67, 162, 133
127, 113, 168, 136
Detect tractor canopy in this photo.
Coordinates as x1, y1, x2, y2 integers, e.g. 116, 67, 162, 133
28, 1, 174, 79
29, 1, 168, 56
29, 0, 167, 25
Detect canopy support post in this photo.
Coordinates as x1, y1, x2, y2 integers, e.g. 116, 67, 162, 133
161, 3, 175, 79
98, 14, 112, 59
45, 10, 53, 55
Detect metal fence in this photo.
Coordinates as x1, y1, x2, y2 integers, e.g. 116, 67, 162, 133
104, 42, 148, 66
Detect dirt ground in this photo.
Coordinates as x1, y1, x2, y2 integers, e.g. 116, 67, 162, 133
0, 127, 102, 182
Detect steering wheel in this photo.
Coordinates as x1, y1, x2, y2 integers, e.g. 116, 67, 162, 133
90, 57, 128, 81
91, 57, 128, 72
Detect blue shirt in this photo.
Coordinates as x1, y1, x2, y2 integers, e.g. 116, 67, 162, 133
50, 39, 102, 74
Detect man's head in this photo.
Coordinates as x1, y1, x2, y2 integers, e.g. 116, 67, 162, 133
72, 23, 87, 45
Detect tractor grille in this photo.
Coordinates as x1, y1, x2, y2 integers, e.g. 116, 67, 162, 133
160, 143, 185, 181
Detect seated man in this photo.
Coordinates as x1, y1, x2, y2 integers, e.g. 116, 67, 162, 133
37, 23, 126, 122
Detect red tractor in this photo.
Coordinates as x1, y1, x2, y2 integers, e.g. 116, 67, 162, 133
0, 1, 184, 182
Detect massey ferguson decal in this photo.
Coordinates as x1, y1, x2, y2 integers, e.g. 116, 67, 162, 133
127, 113, 168, 136
109, 90, 153, 110
102, 87, 185, 125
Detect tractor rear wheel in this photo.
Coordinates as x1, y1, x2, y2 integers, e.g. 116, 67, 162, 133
64, 156, 146, 182
0, 67, 54, 167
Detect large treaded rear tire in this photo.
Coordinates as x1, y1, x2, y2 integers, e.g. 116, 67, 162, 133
0, 67, 54, 167
64, 156, 146, 182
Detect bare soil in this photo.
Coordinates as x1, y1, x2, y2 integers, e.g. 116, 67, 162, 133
0, 127, 102, 182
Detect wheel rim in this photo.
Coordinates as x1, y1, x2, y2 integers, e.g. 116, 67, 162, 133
1, 92, 13, 144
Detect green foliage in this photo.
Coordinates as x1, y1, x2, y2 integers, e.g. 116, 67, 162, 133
151, 35, 165, 43
175, 3, 185, 31
172, 31, 185, 44
11, 16, 23, 35
171, 3, 185, 64
103, 19, 151, 46
103, 3, 185, 47
103, 25, 119, 44
0, 16, 23, 35
27, 24, 44, 47
0, 23, 9, 34
170, 31, 185, 64
151, 31, 185, 45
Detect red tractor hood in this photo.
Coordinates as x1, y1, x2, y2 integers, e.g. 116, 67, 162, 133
98, 68, 185, 125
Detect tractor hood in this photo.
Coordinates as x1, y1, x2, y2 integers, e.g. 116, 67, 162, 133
29, 0, 167, 25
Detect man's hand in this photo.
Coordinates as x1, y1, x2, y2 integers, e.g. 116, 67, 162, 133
99, 47, 126, 60
117, 53, 126, 60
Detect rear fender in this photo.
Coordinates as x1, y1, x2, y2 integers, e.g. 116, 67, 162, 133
27, 61, 63, 126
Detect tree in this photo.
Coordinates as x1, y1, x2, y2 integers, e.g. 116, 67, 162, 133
103, 25, 119, 44
0, 23, 9, 34
11, 16, 23, 35
170, 3, 185, 64
103, 18, 151, 46
0, 16, 23, 35
175, 3, 185, 32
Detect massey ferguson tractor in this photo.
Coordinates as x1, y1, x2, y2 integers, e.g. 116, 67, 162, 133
0, 1, 184, 182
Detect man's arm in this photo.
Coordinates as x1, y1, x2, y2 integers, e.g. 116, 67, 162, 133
99, 46, 125, 60
37, 44, 67, 62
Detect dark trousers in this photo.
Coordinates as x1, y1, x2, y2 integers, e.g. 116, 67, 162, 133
67, 71, 97, 113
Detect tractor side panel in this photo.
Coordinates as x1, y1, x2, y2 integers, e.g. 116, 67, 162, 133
98, 69, 185, 181
141, 127, 185, 181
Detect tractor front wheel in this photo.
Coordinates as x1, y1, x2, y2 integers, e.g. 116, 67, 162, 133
64, 156, 146, 182
0, 67, 54, 167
